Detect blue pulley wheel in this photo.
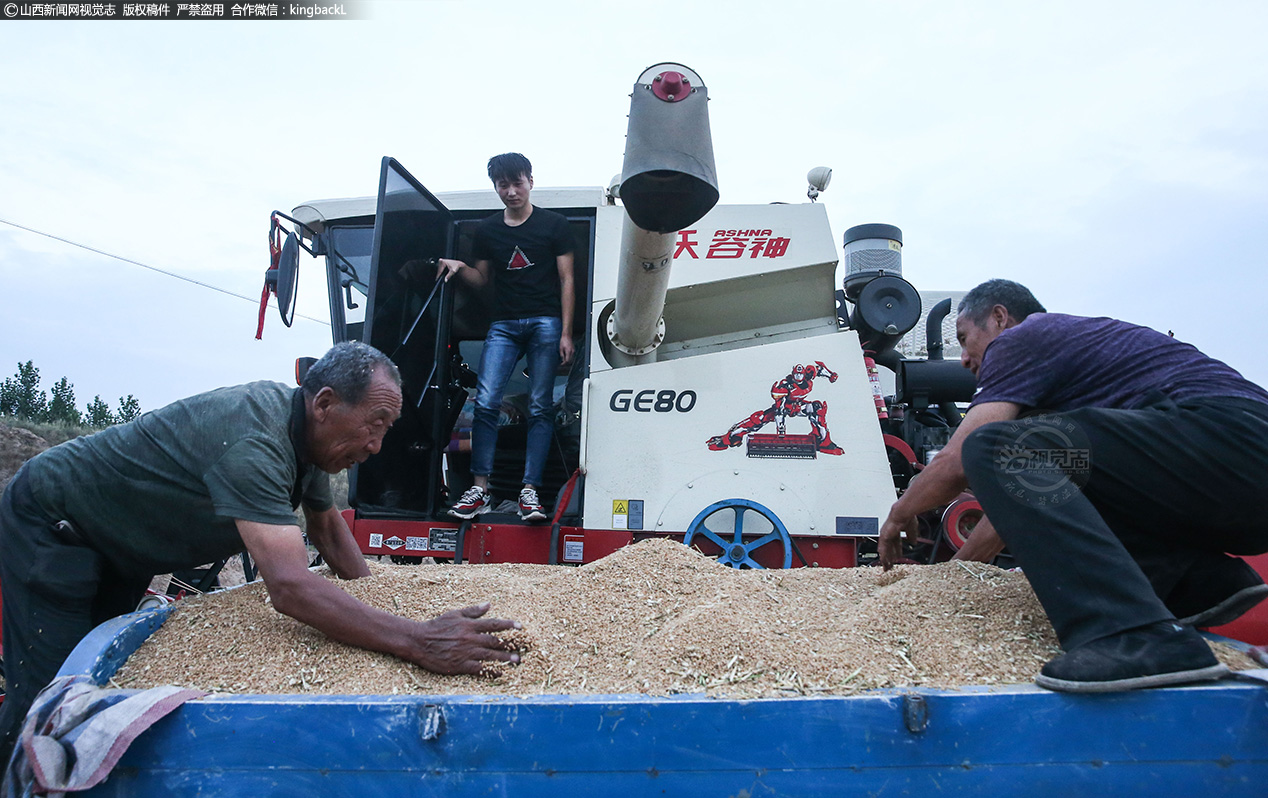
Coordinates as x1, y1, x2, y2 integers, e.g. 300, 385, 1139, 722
683, 499, 793, 569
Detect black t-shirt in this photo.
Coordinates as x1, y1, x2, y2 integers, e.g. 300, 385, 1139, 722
472, 206, 574, 321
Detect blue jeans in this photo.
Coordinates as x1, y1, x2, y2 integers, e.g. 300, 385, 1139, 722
471, 317, 562, 488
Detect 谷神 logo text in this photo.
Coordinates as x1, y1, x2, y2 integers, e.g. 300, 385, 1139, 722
674, 229, 791, 260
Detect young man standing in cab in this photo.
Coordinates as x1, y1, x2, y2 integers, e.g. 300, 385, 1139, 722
436, 153, 575, 522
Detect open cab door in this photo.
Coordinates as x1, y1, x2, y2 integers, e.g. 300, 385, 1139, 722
351, 157, 463, 519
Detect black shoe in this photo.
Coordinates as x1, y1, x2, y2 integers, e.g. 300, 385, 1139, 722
1035, 621, 1228, 693
1167, 554, 1268, 628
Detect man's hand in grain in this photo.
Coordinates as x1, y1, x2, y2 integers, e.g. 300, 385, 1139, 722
410, 603, 522, 676
877, 514, 914, 571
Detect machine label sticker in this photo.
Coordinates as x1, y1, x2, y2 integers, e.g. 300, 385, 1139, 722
836, 516, 879, 536
706, 361, 843, 460
563, 536, 584, 562
628, 500, 644, 530
384, 536, 405, 550
405, 536, 427, 552
428, 528, 458, 552
674, 229, 791, 260
368, 533, 383, 549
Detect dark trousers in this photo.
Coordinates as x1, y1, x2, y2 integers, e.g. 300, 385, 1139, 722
0, 466, 148, 766
962, 395, 1268, 650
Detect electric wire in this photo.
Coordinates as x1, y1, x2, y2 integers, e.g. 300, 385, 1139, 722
0, 216, 330, 326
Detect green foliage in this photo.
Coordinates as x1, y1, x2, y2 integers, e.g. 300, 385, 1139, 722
85, 395, 115, 428
1, 361, 139, 428
116, 395, 142, 423
47, 377, 82, 426
1, 361, 47, 420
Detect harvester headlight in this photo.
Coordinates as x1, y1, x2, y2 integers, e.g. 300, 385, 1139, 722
807, 166, 833, 201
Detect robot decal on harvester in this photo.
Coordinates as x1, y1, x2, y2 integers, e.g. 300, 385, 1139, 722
706, 362, 843, 459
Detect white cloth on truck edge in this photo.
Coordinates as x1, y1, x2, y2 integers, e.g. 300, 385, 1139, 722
3, 674, 206, 797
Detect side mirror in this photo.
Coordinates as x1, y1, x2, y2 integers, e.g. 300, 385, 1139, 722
272, 231, 300, 327
257, 211, 317, 339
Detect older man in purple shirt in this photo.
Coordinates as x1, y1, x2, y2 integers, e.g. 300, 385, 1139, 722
879, 279, 1268, 692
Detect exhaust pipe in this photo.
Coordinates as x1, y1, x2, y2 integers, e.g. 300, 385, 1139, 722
926, 297, 953, 361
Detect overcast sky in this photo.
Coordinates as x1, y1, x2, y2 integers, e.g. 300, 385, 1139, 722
2, 0, 1265, 413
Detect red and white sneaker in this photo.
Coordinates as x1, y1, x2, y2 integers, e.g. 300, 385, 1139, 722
519, 487, 548, 522
449, 485, 491, 519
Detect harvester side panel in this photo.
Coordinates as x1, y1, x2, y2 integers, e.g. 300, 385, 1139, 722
581, 331, 893, 537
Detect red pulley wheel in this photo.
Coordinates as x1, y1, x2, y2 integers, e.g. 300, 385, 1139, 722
941, 498, 983, 551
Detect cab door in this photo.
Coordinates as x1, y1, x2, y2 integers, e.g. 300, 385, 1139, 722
353, 157, 461, 518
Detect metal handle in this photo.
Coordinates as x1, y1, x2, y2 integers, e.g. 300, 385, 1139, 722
578, 378, 592, 475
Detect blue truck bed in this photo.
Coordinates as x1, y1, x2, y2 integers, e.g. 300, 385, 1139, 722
61, 607, 1268, 797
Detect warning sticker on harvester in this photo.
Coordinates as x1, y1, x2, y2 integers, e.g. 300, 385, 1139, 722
563, 534, 584, 562
368, 533, 383, 549
405, 536, 427, 552
611, 499, 644, 530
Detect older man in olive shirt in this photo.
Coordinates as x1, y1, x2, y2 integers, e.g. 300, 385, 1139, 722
0, 342, 519, 764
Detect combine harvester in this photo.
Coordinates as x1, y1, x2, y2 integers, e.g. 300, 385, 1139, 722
62, 63, 1268, 796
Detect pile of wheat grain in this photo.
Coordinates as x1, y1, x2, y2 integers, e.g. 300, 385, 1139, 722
113, 538, 1253, 698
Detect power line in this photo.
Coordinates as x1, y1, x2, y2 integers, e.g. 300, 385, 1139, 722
0, 216, 330, 327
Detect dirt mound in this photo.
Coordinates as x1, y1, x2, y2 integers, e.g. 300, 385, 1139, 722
0, 423, 51, 492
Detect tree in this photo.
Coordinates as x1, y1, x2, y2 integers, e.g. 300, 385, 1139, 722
1, 361, 140, 428
0, 376, 15, 417
47, 377, 82, 426
116, 395, 142, 423
1, 361, 47, 421
85, 395, 115, 428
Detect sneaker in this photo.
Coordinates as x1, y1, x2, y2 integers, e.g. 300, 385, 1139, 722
1035, 620, 1228, 693
448, 486, 491, 519
1167, 554, 1268, 628
519, 487, 548, 522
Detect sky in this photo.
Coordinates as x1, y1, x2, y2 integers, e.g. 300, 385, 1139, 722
2, 0, 1266, 413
